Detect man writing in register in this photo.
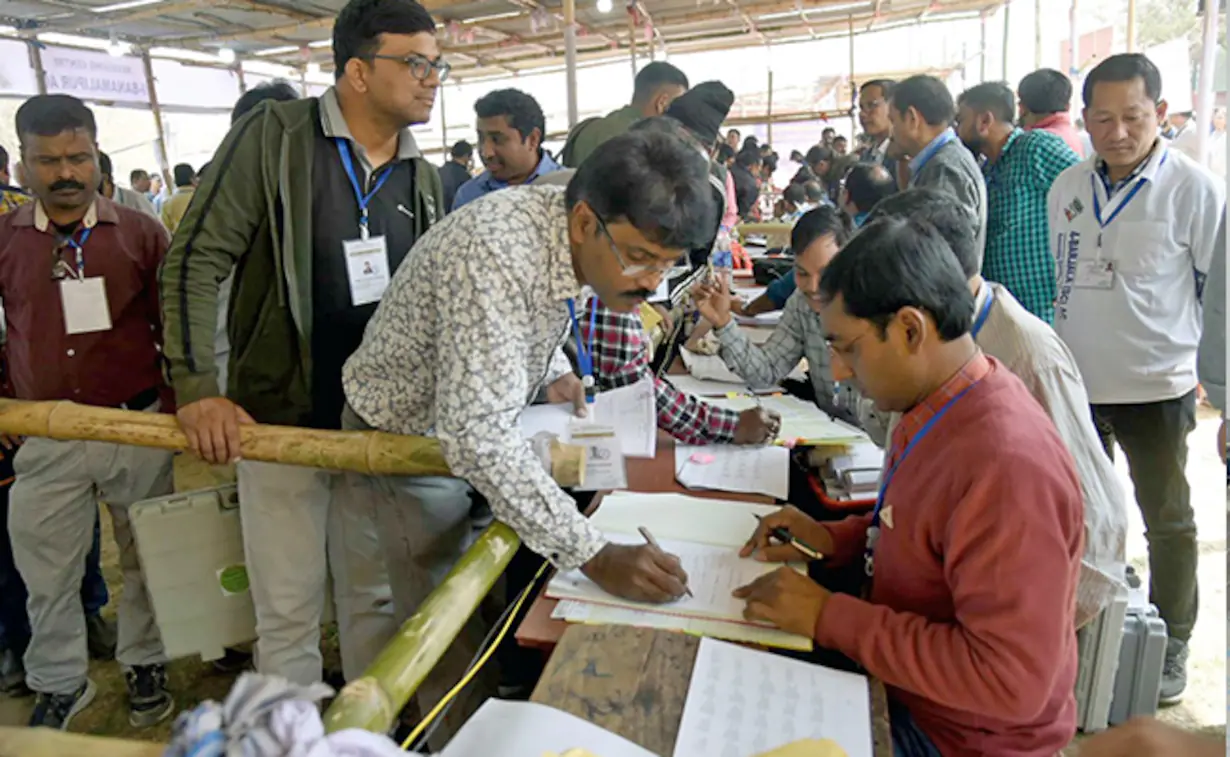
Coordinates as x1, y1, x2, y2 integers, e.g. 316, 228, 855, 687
734, 217, 1084, 756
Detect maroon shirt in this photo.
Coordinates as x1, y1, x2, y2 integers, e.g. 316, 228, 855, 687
0, 197, 170, 407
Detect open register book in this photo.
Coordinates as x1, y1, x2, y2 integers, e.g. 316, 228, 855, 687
545, 493, 812, 650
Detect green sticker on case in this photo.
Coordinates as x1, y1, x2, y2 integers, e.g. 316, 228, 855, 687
218, 565, 250, 596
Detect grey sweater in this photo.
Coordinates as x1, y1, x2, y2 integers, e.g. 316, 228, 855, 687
912, 138, 987, 264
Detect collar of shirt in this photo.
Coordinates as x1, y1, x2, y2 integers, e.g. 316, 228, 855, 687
319, 86, 421, 174
985, 128, 1024, 173
1029, 113, 1072, 133
888, 352, 990, 457
25, 197, 111, 233
853, 211, 870, 227
476, 152, 563, 194
1094, 137, 1166, 196
908, 128, 957, 176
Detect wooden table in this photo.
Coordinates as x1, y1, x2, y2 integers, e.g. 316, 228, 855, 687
531, 625, 893, 757
515, 430, 773, 650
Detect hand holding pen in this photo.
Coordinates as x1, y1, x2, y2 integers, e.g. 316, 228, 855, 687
741, 509, 832, 563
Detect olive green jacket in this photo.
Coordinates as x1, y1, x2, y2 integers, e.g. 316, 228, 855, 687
559, 105, 643, 168
158, 96, 445, 425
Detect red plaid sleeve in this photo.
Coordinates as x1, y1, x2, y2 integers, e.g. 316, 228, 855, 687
581, 300, 740, 445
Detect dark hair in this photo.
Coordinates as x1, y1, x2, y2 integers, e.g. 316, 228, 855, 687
1018, 69, 1072, 116
843, 162, 896, 213
1081, 53, 1162, 107
98, 151, 113, 177
16, 94, 97, 148
866, 187, 980, 278
833, 135, 848, 144
232, 80, 299, 124
565, 129, 718, 252
792, 204, 852, 253
957, 82, 1015, 125
631, 114, 703, 150
632, 61, 689, 104
173, 163, 196, 187
333, 0, 437, 78
822, 127, 836, 136
475, 88, 545, 143
819, 216, 974, 340
715, 143, 735, 162
763, 153, 778, 173
783, 183, 806, 205
860, 78, 896, 100
735, 148, 762, 169
803, 181, 825, 203
805, 145, 834, 168
0, 145, 8, 175
450, 139, 473, 159
890, 75, 956, 126
742, 135, 760, 151
129, 168, 149, 184
727, 128, 740, 138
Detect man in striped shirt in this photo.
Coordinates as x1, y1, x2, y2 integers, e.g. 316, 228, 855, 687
957, 82, 1080, 323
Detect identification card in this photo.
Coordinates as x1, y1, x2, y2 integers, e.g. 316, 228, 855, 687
569, 423, 627, 492
1074, 259, 1116, 290
60, 277, 112, 335
343, 235, 391, 307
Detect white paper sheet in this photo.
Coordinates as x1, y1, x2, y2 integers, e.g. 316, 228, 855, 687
519, 379, 657, 458
736, 286, 767, 302
674, 444, 789, 500
733, 311, 783, 326
440, 699, 658, 757
665, 375, 785, 398
679, 348, 748, 384
672, 639, 874, 757
706, 395, 869, 446
547, 532, 783, 625
552, 599, 811, 651
589, 492, 779, 547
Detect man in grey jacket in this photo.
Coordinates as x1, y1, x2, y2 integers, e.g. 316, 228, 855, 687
99, 152, 159, 220
887, 75, 987, 257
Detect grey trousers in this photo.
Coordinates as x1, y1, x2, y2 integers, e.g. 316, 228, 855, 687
236, 460, 396, 686
1092, 390, 1199, 642
9, 437, 172, 694
342, 405, 493, 748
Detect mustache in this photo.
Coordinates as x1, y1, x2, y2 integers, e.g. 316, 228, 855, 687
622, 289, 656, 300
50, 179, 86, 192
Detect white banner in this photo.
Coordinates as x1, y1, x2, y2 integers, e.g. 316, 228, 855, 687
42, 45, 149, 104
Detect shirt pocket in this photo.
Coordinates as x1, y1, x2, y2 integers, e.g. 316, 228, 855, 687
1111, 220, 1175, 276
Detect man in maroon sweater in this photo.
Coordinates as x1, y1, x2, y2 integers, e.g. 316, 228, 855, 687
735, 217, 1084, 756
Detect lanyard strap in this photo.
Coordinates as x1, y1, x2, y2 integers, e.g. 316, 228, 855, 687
336, 139, 394, 237
971, 288, 994, 339
909, 129, 957, 182
567, 297, 598, 403
66, 227, 92, 278
1090, 150, 1167, 231
864, 379, 982, 575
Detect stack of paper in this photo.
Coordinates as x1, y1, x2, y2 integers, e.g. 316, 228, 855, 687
440, 700, 657, 757
674, 444, 789, 500
821, 442, 884, 496
706, 395, 870, 446
665, 375, 785, 397
544, 493, 812, 650
519, 380, 657, 458
672, 639, 874, 757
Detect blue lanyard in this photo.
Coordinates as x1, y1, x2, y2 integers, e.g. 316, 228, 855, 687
1090, 150, 1166, 233
567, 297, 598, 404
909, 129, 957, 181
336, 139, 394, 238
66, 226, 92, 278
971, 288, 994, 338
864, 378, 981, 577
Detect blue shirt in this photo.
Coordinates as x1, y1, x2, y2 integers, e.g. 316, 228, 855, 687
452, 152, 562, 211
765, 272, 797, 308
853, 211, 869, 227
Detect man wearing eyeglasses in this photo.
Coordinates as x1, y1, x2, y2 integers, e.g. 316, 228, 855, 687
160, 0, 448, 689
0, 94, 174, 730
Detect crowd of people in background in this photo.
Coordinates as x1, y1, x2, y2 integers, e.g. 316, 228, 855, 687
0, 0, 1224, 753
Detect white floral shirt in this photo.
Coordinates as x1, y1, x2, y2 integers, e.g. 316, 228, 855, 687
342, 185, 605, 570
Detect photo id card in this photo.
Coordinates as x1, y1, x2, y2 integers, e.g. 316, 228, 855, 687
344, 235, 391, 307
60, 277, 112, 335
1074, 259, 1116, 290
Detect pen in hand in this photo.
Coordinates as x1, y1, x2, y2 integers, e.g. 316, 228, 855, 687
638, 526, 694, 598
753, 514, 824, 560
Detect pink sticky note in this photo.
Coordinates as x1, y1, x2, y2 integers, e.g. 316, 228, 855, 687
689, 452, 715, 465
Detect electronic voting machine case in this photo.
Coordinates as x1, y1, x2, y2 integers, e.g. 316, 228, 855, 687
129, 485, 257, 662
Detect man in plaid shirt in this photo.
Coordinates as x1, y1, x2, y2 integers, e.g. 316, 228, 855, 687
580, 298, 780, 445
956, 82, 1080, 323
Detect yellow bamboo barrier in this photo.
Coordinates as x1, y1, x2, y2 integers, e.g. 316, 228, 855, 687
0, 727, 164, 757
0, 399, 450, 477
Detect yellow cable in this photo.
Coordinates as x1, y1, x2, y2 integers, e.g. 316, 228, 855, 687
400, 561, 549, 751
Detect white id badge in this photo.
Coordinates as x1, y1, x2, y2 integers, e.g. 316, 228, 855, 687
1074, 259, 1116, 290
60, 277, 112, 334
344, 235, 391, 307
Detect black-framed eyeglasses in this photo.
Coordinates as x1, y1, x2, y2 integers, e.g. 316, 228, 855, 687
592, 212, 678, 276
368, 53, 451, 83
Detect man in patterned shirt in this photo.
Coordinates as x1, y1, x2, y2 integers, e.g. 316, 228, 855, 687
956, 82, 1080, 323
0, 146, 30, 215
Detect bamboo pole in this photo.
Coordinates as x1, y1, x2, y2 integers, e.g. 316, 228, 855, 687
1034, 0, 1042, 67
1001, 0, 1010, 80
29, 38, 48, 95
1194, 0, 1219, 165
766, 68, 774, 146
1126, 0, 1136, 52
0, 399, 451, 477
322, 522, 521, 734
0, 727, 165, 757
140, 49, 172, 194
629, 10, 638, 81
979, 10, 988, 82
564, 0, 578, 127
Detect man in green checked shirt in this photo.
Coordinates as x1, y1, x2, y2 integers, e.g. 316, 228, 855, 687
956, 82, 1080, 323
